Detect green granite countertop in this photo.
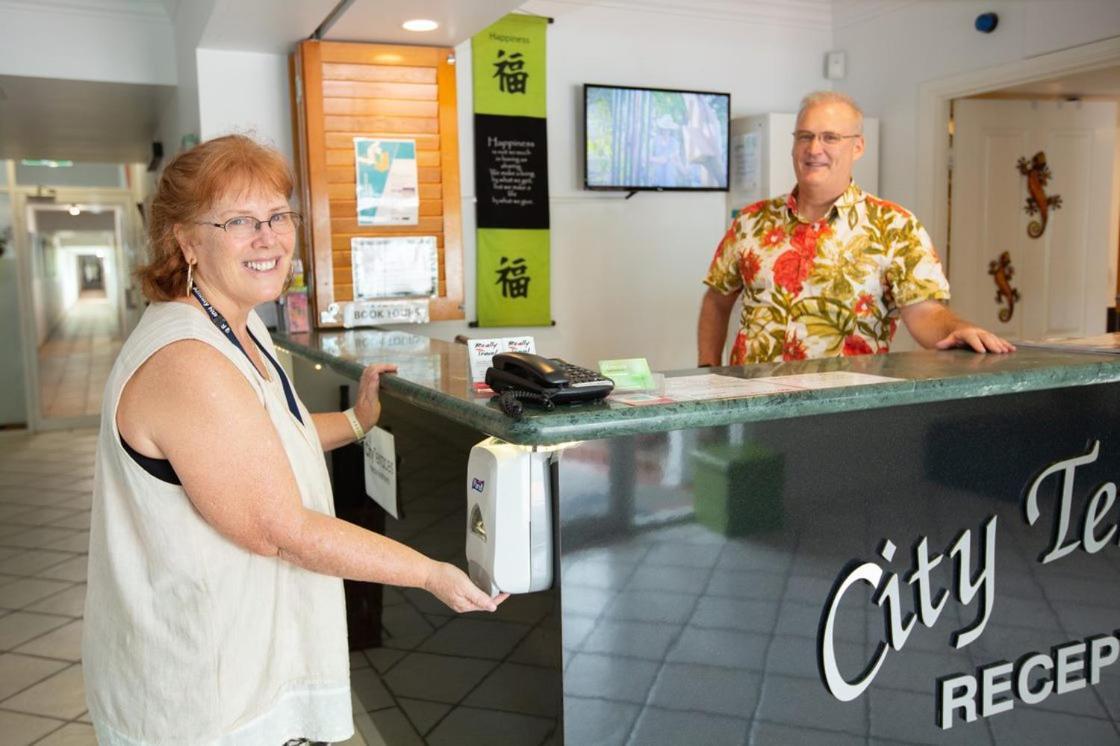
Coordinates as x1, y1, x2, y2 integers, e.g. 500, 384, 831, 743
273, 330, 1120, 445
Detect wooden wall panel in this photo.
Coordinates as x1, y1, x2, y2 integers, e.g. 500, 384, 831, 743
291, 40, 464, 327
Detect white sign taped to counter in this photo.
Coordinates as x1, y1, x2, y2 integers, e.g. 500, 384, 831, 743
342, 299, 429, 327
363, 426, 398, 518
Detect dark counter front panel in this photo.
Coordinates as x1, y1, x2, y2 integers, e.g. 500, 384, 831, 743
557, 382, 1120, 745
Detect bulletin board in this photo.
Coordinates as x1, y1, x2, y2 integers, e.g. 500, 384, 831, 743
291, 40, 464, 328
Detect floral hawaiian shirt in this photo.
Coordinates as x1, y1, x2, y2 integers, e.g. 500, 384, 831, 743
705, 182, 951, 364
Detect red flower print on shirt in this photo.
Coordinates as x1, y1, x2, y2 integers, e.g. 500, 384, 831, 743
790, 222, 828, 258
866, 194, 911, 217
843, 335, 874, 356
783, 335, 807, 361
730, 332, 748, 364
854, 293, 874, 317
772, 249, 814, 295
740, 250, 762, 285
743, 200, 767, 215
763, 227, 785, 248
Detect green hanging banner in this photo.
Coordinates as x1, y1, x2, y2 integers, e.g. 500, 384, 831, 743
472, 14, 551, 326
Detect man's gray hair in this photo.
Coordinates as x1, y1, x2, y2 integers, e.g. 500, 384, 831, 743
798, 91, 864, 133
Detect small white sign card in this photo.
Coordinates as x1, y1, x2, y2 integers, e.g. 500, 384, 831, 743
342, 299, 430, 327
467, 336, 536, 388
363, 426, 399, 518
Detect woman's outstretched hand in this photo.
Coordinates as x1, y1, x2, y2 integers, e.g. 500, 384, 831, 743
352, 363, 398, 431
423, 560, 509, 613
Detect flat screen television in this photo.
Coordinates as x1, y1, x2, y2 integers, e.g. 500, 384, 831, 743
584, 83, 730, 192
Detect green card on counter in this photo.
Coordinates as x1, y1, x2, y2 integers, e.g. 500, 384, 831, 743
598, 358, 655, 391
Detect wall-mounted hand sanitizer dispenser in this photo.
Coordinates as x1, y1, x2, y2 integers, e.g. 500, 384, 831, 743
465, 438, 555, 595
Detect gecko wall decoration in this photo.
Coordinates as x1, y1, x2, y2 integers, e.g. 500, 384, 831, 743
988, 251, 1019, 322
1016, 152, 1061, 238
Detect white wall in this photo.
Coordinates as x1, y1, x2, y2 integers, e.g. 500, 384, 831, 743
0, 185, 26, 425
0, 1, 175, 85
835, 0, 1120, 213
197, 49, 294, 163
157, 0, 219, 157
378, 2, 832, 371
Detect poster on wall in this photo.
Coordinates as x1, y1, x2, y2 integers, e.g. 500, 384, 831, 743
471, 13, 551, 327
350, 236, 438, 300
354, 137, 419, 226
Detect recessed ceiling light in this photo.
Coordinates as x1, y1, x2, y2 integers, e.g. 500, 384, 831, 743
402, 19, 439, 32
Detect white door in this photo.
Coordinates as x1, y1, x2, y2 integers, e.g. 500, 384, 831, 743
949, 99, 1116, 341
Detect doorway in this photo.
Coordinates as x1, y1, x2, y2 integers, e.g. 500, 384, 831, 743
26, 204, 123, 425
948, 88, 1118, 340
916, 38, 1120, 339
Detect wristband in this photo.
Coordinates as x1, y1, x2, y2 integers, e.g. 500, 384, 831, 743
343, 407, 366, 442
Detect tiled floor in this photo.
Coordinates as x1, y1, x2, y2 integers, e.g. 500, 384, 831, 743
38, 293, 121, 420
0, 428, 97, 745
0, 428, 378, 745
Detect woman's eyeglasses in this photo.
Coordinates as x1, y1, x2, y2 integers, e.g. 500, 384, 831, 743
197, 211, 302, 239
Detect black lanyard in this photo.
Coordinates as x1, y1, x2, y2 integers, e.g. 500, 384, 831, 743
191, 287, 304, 425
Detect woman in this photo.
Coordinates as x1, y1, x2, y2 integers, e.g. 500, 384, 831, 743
82, 135, 504, 745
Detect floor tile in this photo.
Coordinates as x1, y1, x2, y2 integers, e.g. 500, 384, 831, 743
397, 698, 451, 736
0, 551, 75, 577
382, 652, 496, 703
25, 584, 86, 618
425, 706, 555, 746
4, 508, 81, 528
647, 662, 761, 717
47, 512, 91, 531
562, 696, 640, 746
0, 662, 86, 719
15, 619, 82, 661
35, 556, 87, 583
564, 652, 659, 704
417, 617, 531, 660
350, 667, 394, 711
362, 646, 406, 673
0, 612, 72, 651
0, 579, 74, 611
0, 653, 69, 701
34, 721, 98, 746
0, 709, 64, 745
463, 662, 560, 717
628, 706, 748, 746
366, 707, 423, 746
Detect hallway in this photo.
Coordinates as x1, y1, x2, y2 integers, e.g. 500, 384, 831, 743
37, 295, 121, 421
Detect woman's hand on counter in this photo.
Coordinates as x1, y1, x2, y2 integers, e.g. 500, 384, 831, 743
353, 363, 398, 431
423, 560, 509, 613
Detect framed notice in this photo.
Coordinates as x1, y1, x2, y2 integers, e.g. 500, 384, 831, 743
351, 236, 438, 300
354, 137, 419, 226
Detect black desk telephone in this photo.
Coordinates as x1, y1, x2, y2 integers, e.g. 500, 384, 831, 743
486, 352, 614, 405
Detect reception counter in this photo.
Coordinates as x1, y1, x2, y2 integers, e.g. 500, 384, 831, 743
276, 328, 1120, 745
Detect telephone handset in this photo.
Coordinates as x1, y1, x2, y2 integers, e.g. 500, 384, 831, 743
485, 352, 614, 404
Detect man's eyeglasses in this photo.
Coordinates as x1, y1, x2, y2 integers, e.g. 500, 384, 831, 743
793, 131, 861, 147
197, 211, 302, 239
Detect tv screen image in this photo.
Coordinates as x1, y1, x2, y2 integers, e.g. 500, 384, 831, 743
584, 84, 730, 191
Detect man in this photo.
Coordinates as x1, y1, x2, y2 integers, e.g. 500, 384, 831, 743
698, 91, 1013, 366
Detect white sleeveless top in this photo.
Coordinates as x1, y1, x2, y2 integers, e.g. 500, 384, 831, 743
82, 302, 353, 745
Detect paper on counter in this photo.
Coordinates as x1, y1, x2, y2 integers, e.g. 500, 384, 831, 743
615, 370, 903, 406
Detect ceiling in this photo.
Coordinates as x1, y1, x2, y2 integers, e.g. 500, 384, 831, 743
985, 65, 1120, 98
197, 0, 528, 54
0, 0, 525, 165
0, 75, 174, 162
33, 208, 117, 234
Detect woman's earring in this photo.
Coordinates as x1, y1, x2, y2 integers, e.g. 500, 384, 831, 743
185, 260, 195, 296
